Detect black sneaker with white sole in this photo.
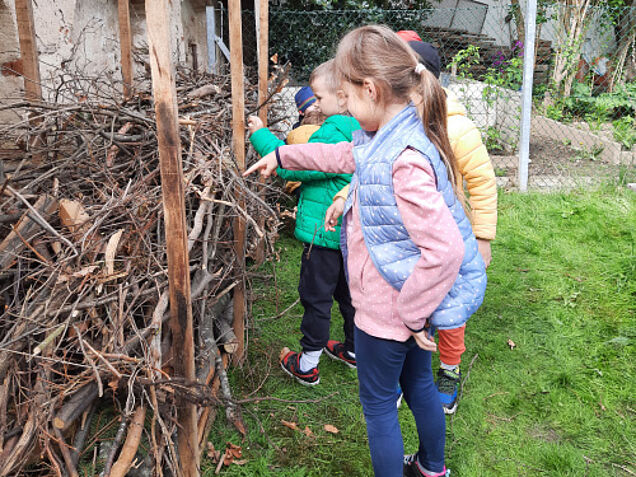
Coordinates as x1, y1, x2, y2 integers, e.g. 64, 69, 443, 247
324, 340, 356, 369
280, 350, 320, 386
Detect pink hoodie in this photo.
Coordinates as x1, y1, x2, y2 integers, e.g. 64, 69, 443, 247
278, 141, 464, 342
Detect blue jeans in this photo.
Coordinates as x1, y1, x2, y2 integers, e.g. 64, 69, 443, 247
355, 326, 445, 477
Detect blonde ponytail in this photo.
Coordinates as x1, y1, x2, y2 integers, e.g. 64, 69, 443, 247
414, 69, 468, 215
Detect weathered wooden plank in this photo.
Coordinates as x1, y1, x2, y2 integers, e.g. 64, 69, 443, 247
117, 0, 134, 98
144, 1, 199, 475
14, 0, 41, 102
228, 0, 246, 362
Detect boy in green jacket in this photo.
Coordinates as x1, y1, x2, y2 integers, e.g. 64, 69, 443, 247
247, 60, 360, 386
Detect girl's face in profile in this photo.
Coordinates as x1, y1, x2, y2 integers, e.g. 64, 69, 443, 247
342, 80, 380, 132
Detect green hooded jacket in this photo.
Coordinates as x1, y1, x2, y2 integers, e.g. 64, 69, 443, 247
249, 115, 360, 249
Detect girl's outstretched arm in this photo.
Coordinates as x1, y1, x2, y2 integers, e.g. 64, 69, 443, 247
276, 142, 355, 174
244, 141, 355, 178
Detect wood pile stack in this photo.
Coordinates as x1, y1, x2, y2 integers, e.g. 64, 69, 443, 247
0, 65, 288, 476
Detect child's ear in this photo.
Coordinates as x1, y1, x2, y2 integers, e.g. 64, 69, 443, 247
336, 89, 348, 110
362, 78, 379, 103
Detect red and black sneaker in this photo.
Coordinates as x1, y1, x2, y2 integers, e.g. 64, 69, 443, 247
324, 340, 356, 369
280, 350, 320, 386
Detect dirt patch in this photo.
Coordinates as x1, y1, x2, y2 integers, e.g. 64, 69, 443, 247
491, 136, 619, 185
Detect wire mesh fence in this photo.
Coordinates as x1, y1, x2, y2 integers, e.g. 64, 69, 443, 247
235, 4, 635, 191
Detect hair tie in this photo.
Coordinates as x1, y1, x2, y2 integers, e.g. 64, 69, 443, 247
414, 63, 427, 75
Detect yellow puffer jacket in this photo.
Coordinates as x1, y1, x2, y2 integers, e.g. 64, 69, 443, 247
335, 90, 497, 240
445, 89, 497, 240
284, 125, 320, 194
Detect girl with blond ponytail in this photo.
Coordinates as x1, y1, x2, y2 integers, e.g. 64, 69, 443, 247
244, 25, 486, 477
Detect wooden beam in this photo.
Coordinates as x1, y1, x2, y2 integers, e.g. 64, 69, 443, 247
14, 0, 41, 102
15, 0, 46, 163
144, 1, 199, 476
117, 0, 134, 98
254, 0, 269, 265
256, 0, 269, 125
228, 0, 246, 362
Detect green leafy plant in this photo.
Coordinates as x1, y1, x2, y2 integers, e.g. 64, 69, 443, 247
563, 81, 635, 121
612, 116, 636, 150
449, 44, 481, 79
484, 126, 505, 153
575, 144, 604, 161
494, 167, 508, 177
268, 7, 438, 81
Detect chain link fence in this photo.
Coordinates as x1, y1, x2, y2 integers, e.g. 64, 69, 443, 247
234, 4, 635, 191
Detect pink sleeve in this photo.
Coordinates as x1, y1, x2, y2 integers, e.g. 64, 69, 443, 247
278, 142, 355, 174
393, 148, 464, 331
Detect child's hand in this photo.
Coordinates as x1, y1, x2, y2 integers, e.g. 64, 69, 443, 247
477, 239, 492, 268
243, 151, 278, 178
324, 197, 345, 232
247, 115, 264, 134
412, 327, 437, 352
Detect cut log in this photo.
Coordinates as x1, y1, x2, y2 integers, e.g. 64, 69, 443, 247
0, 194, 57, 271
53, 383, 100, 431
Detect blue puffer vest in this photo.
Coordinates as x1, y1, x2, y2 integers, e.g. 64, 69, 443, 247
341, 105, 487, 330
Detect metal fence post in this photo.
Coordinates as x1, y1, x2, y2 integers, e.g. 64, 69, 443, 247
518, 0, 538, 192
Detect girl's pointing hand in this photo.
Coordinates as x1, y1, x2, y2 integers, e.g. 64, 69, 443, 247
243, 151, 278, 178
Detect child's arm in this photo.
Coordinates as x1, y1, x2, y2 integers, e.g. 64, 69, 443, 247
248, 124, 285, 158
277, 142, 356, 174
244, 142, 355, 178
452, 116, 497, 241
392, 149, 464, 333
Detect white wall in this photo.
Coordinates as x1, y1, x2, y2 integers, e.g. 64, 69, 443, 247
0, 0, 210, 115
0, 1, 23, 125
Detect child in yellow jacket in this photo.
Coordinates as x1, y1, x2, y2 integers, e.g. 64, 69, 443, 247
325, 33, 497, 414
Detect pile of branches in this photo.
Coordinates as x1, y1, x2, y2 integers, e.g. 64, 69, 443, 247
0, 65, 288, 476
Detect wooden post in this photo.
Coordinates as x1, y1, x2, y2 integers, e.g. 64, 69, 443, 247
254, 0, 269, 265
15, 0, 42, 102
117, 0, 134, 98
256, 0, 269, 125
15, 0, 46, 163
228, 0, 246, 362
144, 2, 199, 476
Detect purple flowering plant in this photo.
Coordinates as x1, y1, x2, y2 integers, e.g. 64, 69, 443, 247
486, 40, 524, 91
491, 40, 524, 72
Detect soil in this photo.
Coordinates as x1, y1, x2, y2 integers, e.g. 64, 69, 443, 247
491, 136, 619, 186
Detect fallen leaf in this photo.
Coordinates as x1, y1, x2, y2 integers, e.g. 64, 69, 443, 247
104, 229, 124, 276
270, 53, 278, 64
206, 442, 220, 462
324, 424, 339, 434
232, 459, 248, 465
302, 426, 314, 438
227, 443, 242, 459
507, 339, 516, 350
281, 419, 298, 431
279, 347, 291, 361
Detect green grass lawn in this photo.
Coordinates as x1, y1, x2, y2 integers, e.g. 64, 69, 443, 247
205, 185, 635, 476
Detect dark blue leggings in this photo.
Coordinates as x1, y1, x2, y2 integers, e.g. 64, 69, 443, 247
355, 326, 445, 477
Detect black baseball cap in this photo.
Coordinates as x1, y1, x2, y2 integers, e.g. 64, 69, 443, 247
408, 41, 441, 79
